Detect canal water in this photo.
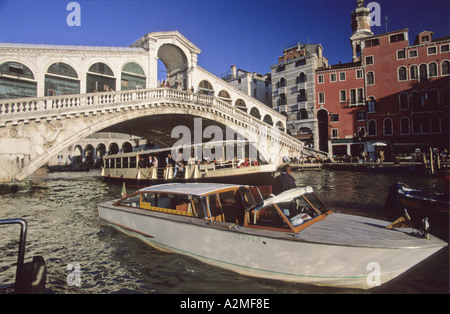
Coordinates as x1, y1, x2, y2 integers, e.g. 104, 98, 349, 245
0, 167, 448, 294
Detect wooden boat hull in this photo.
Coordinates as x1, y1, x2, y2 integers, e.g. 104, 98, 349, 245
384, 182, 449, 238
98, 201, 446, 290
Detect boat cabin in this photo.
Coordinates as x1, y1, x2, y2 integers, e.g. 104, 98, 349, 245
113, 183, 332, 233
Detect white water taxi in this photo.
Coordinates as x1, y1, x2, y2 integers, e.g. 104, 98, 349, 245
97, 183, 447, 289
100, 142, 277, 195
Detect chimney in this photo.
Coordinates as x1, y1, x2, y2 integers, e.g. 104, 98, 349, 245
231, 65, 237, 78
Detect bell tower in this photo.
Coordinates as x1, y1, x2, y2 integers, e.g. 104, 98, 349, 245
350, 0, 373, 62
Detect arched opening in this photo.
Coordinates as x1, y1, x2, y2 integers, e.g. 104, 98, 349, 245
84, 144, 95, 167
122, 141, 133, 153
45, 62, 80, 96
0, 61, 37, 99
263, 115, 273, 126
121, 62, 146, 90
317, 109, 329, 153
96, 143, 106, 167
235, 99, 247, 112
157, 44, 188, 90
250, 107, 261, 120
218, 90, 231, 104
108, 143, 119, 155
86, 62, 116, 92
73, 145, 83, 167
198, 80, 214, 95
275, 121, 285, 132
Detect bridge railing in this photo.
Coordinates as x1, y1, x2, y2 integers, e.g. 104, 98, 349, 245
0, 88, 304, 153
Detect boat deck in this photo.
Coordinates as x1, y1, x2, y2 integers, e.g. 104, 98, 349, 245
100, 201, 446, 250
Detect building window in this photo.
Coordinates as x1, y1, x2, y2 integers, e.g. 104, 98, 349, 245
443, 88, 450, 106
317, 74, 324, 84
298, 89, 307, 102
357, 111, 366, 120
442, 60, 450, 76
330, 113, 339, 122
339, 90, 347, 102
410, 65, 419, 80
331, 129, 339, 139
390, 33, 405, 43
339, 72, 346, 81
357, 127, 366, 138
441, 44, 449, 53
409, 50, 418, 58
318, 92, 325, 104
365, 38, 380, 47
398, 66, 407, 81
400, 118, 410, 135
356, 69, 363, 79
427, 46, 437, 55
397, 50, 406, 60
365, 56, 374, 65
383, 118, 393, 136
367, 71, 375, 85
299, 72, 307, 83
330, 73, 337, 82
367, 97, 376, 112
419, 64, 428, 80
429, 62, 438, 77
399, 92, 409, 110
368, 120, 377, 136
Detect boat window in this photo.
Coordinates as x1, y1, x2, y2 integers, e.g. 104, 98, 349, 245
118, 194, 140, 207
218, 190, 244, 224
249, 205, 290, 229
303, 193, 328, 214
207, 194, 224, 221
277, 196, 318, 227
192, 196, 208, 218
115, 157, 121, 168
240, 187, 264, 210
122, 157, 128, 168
141, 193, 156, 207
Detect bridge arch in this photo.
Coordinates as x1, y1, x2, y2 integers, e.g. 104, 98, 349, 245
235, 99, 247, 112
121, 61, 147, 90
0, 61, 37, 99
45, 62, 80, 96
157, 43, 188, 89
250, 107, 261, 120
263, 114, 274, 126
86, 61, 116, 92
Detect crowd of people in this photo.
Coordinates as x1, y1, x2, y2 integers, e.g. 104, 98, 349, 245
136, 152, 259, 178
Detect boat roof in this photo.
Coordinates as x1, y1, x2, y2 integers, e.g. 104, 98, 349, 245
263, 186, 314, 206
139, 183, 242, 196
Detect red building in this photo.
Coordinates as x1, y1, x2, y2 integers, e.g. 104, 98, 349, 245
316, 62, 366, 156
315, 1, 450, 161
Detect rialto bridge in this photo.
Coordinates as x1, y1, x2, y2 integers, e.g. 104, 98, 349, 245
0, 31, 308, 182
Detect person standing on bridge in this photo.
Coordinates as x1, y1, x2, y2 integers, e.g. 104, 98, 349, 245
272, 164, 296, 195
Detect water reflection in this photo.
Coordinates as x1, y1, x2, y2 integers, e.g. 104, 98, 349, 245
0, 168, 448, 294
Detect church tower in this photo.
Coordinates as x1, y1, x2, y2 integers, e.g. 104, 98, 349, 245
350, 0, 373, 62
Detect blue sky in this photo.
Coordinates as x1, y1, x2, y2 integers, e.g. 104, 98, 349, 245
0, 0, 449, 78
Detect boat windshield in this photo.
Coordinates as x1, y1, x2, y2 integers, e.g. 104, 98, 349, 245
246, 192, 329, 232
303, 193, 328, 214
241, 186, 264, 210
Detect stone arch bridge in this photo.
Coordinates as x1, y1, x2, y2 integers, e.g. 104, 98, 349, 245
0, 31, 308, 182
